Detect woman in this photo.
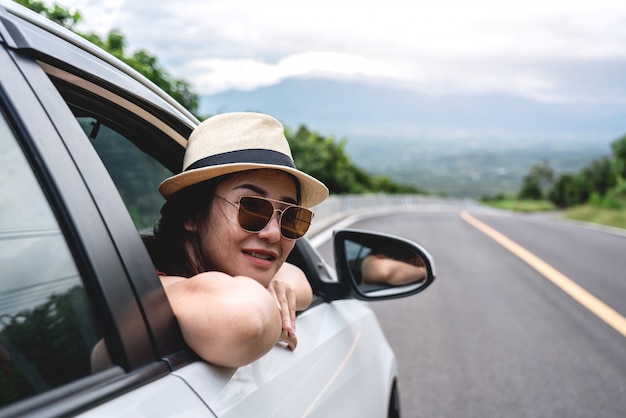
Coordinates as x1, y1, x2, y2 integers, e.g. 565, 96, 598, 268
154, 112, 328, 367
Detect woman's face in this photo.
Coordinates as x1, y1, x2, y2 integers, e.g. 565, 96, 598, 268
191, 169, 299, 287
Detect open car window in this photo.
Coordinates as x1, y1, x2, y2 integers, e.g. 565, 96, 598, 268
74, 115, 171, 232
47, 77, 181, 233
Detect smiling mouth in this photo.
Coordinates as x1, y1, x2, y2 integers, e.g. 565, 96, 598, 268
243, 250, 276, 261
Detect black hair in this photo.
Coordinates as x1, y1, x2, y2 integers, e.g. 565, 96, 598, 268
152, 179, 220, 277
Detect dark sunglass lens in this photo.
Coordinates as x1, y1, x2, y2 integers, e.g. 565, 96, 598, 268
281, 207, 312, 239
238, 197, 274, 231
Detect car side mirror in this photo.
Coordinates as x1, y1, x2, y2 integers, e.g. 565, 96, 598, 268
334, 229, 436, 300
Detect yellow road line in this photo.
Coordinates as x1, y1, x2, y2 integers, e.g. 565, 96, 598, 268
461, 210, 626, 339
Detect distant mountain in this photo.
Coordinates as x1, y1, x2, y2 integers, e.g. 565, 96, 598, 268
200, 78, 625, 139
199, 78, 623, 197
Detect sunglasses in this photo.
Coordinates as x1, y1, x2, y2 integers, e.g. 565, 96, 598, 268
215, 195, 314, 240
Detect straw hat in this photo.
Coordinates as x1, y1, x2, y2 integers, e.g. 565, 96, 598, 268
158, 112, 329, 208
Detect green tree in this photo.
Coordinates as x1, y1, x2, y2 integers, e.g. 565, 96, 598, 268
599, 135, 626, 208
13, 0, 199, 115
13, 0, 81, 29
288, 125, 357, 194
545, 157, 616, 208
577, 157, 616, 201
519, 135, 626, 210
549, 174, 583, 208
518, 160, 554, 200
518, 175, 543, 200
611, 134, 626, 181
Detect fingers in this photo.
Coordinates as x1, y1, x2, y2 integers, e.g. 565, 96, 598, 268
269, 280, 297, 343
283, 288, 296, 334
279, 286, 296, 334
279, 329, 297, 350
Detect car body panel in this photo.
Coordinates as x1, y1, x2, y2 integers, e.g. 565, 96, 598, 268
172, 300, 394, 417
75, 375, 214, 418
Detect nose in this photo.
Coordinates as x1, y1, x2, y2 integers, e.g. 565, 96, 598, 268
257, 210, 282, 242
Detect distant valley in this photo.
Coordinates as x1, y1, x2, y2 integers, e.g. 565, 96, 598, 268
344, 135, 611, 198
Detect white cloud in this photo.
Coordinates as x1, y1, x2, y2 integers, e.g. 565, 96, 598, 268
190, 51, 397, 94
52, 0, 626, 102
61, 0, 127, 34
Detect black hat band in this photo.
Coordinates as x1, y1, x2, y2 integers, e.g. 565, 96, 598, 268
186, 148, 296, 171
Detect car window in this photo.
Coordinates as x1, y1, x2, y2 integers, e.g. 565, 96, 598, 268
0, 109, 103, 408
43, 74, 180, 234
75, 116, 172, 232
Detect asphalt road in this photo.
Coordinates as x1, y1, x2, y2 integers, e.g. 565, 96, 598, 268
314, 202, 626, 418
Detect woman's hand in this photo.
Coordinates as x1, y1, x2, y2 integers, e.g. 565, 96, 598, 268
267, 263, 313, 350
267, 279, 297, 350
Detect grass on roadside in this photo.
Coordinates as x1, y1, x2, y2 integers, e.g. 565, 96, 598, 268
481, 198, 556, 212
482, 198, 626, 230
564, 205, 626, 230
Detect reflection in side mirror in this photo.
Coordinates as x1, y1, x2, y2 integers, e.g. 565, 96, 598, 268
334, 229, 435, 300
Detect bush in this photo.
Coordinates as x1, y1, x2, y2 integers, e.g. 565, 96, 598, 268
518, 176, 543, 200
549, 174, 584, 208
601, 182, 626, 209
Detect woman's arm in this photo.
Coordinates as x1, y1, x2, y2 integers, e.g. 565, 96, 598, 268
361, 254, 426, 285
161, 271, 282, 368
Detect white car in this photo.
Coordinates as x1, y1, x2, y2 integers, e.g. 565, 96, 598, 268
0, 2, 435, 417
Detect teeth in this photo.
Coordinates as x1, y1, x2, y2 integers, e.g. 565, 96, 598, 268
246, 251, 274, 260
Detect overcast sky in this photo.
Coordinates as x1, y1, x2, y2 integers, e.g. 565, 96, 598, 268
57, 0, 626, 102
